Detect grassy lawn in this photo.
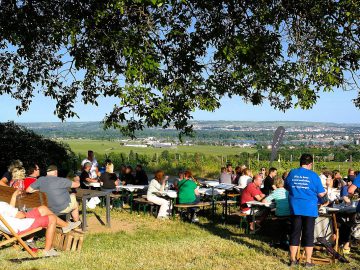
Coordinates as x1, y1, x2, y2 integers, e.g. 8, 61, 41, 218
61, 139, 256, 156
0, 208, 358, 270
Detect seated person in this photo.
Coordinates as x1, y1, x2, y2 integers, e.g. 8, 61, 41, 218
100, 162, 119, 193
80, 162, 99, 189
121, 166, 135, 185
9, 166, 26, 190
147, 170, 172, 219
173, 170, 185, 191
24, 163, 40, 190
0, 160, 23, 187
340, 176, 354, 204
135, 164, 149, 185
177, 170, 200, 222
240, 174, 266, 231
219, 164, 234, 184
238, 168, 253, 189
261, 167, 277, 196
263, 177, 290, 217
26, 165, 80, 222
323, 171, 338, 206
0, 190, 81, 257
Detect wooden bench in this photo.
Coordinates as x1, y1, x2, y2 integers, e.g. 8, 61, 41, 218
132, 197, 159, 216
0, 185, 48, 209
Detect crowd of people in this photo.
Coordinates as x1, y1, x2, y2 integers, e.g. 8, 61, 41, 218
0, 151, 359, 265
224, 154, 360, 267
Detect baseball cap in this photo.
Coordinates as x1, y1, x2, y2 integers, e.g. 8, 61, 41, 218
47, 165, 58, 172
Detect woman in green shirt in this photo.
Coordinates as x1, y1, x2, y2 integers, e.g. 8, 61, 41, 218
177, 170, 200, 222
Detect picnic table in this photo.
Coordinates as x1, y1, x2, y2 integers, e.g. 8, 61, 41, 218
325, 201, 358, 214
116, 185, 147, 213
75, 189, 111, 231
246, 200, 275, 232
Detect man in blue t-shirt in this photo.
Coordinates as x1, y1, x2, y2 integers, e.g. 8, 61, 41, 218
285, 154, 326, 267
348, 174, 360, 213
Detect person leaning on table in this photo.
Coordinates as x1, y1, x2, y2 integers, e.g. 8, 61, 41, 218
285, 154, 326, 267
146, 170, 172, 219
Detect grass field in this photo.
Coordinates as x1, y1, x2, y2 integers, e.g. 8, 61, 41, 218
0, 208, 358, 270
61, 139, 256, 156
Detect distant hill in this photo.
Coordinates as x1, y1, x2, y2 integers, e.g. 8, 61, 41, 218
12, 120, 360, 146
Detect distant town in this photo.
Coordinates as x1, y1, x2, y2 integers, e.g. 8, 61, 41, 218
20, 120, 360, 148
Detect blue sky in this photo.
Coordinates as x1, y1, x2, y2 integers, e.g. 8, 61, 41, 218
0, 88, 360, 123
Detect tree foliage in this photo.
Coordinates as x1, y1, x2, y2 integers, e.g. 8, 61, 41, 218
0, 122, 74, 175
0, 0, 359, 136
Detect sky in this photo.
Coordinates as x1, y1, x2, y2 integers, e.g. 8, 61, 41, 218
1, 88, 360, 124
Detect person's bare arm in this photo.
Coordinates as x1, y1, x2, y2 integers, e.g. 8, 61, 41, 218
85, 177, 98, 183
318, 191, 326, 198
9, 190, 21, 207
254, 194, 265, 201
0, 177, 8, 186
71, 181, 80, 188
26, 186, 37, 193
348, 184, 357, 195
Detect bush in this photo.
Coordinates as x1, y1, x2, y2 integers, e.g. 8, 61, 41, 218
0, 122, 75, 176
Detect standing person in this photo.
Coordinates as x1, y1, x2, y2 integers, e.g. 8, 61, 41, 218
135, 164, 149, 185
147, 170, 172, 219
285, 154, 326, 267
24, 163, 40, 190
261, 167, 277, 196
81, 150, 99, 179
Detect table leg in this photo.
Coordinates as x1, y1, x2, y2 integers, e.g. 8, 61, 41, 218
224, 190, 228, 224
211, 187, 215, 223
82, 197, 87, 231
106, 194, 111, 227
130, 192, 133, 214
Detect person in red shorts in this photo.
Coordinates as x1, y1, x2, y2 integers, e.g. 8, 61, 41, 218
0, 190, 81, 257
240, 174, 267, 231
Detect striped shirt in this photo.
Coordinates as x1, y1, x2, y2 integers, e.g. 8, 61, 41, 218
266, 187, 290, 216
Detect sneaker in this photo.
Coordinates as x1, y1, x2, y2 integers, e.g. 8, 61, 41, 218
191, 214, 199, 223
62, 221, 82, 234
288, 260, 299, 267
26, 240, 39, 253
43, 248, 59, 257
304, 262, 315, 268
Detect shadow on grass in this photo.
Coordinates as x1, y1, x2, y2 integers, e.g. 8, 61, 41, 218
195, 216, 289, 266
9, 256, 54, 264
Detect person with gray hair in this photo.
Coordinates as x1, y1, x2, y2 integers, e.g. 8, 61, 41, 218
26, 165, 81, 223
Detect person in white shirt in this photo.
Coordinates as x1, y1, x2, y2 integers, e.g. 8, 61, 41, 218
146, 170, 172, 219
323, 171, 338, 204
0, 190, 81, 257
81, 150, 99, 179
238, 168, 253, 189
